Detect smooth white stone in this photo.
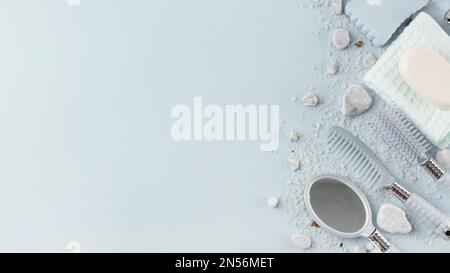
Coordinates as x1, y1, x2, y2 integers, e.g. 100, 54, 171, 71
332, 28, 350, 49
341, 84, 373, 118
303, 92, 319, 107
377, 203, 412, 234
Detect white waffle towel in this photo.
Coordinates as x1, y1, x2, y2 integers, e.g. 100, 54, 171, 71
364, 12, 450, 149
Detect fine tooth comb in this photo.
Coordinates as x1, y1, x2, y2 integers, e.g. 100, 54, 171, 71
375, 106, 450, 191
327, 126, 450, 240
345, 0, 429, 46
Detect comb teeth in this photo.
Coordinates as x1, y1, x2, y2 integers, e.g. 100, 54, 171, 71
327, 127, 384, 190
375, 106, 433, 162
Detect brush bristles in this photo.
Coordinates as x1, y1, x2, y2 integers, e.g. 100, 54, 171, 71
375, 106, 432, 162
327, 127, 383, 190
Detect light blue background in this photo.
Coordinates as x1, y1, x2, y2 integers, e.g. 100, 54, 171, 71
0, 0, 448, 252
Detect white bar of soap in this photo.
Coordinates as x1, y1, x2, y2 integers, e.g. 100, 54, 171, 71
399, 46, 450, 109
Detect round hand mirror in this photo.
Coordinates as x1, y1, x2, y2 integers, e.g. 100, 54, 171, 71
305, 175, 394, 253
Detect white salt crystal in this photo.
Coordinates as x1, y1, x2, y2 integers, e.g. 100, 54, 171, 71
331, 0, 343, 15
327, 57, 338, 75
288, 131, 299, 142
291, 233, 312, 249
288, 159, 300, 171
362, 53, 377, 68
267, 197, 279, 208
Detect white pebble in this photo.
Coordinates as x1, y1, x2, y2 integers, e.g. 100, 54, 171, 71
327, 57, 338, 75
303, 92, 319, 107
331, 0, 343, 15
377, 203, 412, 234
288, 131, 299, 142
288, 159, 300, 171
332, 28, 350, 50
291, 233, 312, 249
352, 245, 367, 253
267, 197, 279, 208
362, 53, 377, 68
341, 84, 373, 118
436, 149, 450, 169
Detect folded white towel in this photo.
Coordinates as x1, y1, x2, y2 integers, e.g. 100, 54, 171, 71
364, 12, 450, 149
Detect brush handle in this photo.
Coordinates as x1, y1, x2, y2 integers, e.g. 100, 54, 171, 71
404, 193, 450, 240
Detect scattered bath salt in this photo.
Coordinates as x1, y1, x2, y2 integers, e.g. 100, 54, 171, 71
436, 149, 450, 169
267, 197, 279, 208
288, 131, 299, 142
327, 57, 338, 75
288, 159, 300, 171
332, 28, 350, 49
377, 203, 412, 234
303, 92, 319, 107
292, 96, 298, 102
352, 245, 367, 253
291, 233, 312, 249
341, 84, 373, 118
331, 0, 343, 15
362, 53, 377, 68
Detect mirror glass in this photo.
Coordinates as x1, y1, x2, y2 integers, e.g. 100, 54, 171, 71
309, 178, 367, 234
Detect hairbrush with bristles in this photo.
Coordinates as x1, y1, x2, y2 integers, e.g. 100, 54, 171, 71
327, 126, 450, 240
375, 106, 450, 191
